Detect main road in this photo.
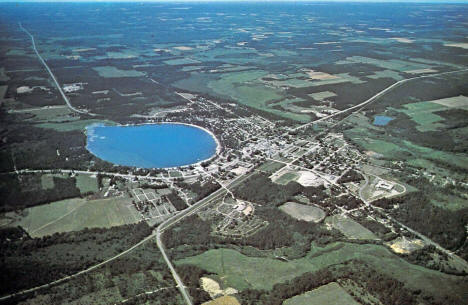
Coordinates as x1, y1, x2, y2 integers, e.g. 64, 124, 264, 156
292, 68, 468, 131
155, 171, 256, 305
18, 23, 94, 116
0, 170, 254, 304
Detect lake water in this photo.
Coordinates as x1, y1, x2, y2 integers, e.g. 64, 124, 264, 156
373, 115, 394, 126
86, 123, 218, 168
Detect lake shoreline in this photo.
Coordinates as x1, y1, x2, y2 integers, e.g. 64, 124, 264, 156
85, 121, 221, 170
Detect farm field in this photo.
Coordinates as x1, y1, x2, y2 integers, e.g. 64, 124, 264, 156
283, 282, 360, 305
8, 197, 140, 237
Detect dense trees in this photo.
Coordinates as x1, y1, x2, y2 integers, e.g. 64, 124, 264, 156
237, 259, 465, 305
337, 169, 364, 184
176, 265, 211, 304
0, 222, 152, 295
0, 174, 81, 212
177, 179, 220, 202
166, 191, 187, 211
373, 192, 467, 252
233, 173, 302, 206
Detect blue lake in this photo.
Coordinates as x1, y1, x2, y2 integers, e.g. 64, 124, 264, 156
86, 124, 218, 168
373, 115, 394, 126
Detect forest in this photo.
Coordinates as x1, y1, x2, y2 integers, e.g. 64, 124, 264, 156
373, 192, 467, 252
0, 173, 81, 212
0, 222, 152, 296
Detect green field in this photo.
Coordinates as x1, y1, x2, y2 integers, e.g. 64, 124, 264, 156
175, 242, 464, 297
257, 161, 285, 174
38, 119, 116, 131
163, 58, 201, 65
9, 197, 140, 237
325, 215, 378, 240
92, 66, 145, 78
283, 282, 359, 305
279, 202, 326, 223
274, 172, 299, 185
41, 174, 55, 189
75, 174, 99, 193
399, 101, 448, 132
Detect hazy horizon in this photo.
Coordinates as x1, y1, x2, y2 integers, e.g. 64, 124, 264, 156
1, 0, 468, 3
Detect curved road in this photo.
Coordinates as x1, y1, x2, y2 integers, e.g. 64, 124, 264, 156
19, 23, 94, 116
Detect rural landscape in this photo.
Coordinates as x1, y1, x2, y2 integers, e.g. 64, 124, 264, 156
0, 1, 467, 305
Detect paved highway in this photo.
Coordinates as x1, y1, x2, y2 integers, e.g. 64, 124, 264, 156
293, 68, 468, 131
0, 171, 254, 304
18, 23, 94, 116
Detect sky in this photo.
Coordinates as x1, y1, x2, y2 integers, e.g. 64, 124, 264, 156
1, 0, 467, 2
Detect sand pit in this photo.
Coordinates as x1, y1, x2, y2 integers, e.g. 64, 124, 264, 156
203, 296, 241, 305
387, 237, 425, 254
200, 277, 238, 299
304, 69, 339, 80
296, 171, 325, 187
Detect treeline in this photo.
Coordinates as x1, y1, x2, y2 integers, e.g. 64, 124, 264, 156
163, 215, 212, 250
337, 169, 363, 184
246, 206, 342, 251
403, 245, 466, 276
233, 173, 302, 206
0, 113, 94, 172
0, 222, 152, 296
164, 207, 342, 261
0, 174, 81, 212
177, 180, 220, 202
238, 260, 462, 305
166, 191, 187, 211
176, 265, 211, 304
373, 192, 467, 252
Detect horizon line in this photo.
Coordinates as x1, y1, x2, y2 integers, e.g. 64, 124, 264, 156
2, 0, 468, 3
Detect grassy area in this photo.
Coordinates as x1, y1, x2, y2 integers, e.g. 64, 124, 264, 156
325, 215, 378, 240
274, 172, 299, 185
92, 66, 145, 78
75, 174, 99, 194
257, 161, 285, 174
175, 242, 464, 297
279, 202, 325, 223
283, 282, 359, 305
10, 197, 140, 237
399, 101, 448, 132
164, 58, 201, 65
40, 174, 55, 190
38, 119, 116, 131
